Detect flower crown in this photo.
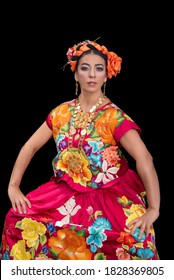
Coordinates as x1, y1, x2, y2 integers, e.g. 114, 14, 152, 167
66, 39, 122, 79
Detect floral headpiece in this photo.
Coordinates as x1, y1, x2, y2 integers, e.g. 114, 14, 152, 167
66, 39, 122, 79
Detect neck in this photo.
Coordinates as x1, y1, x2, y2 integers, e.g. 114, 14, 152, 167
78, 93, 104, 112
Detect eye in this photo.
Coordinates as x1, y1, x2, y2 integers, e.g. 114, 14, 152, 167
81, 66, 89, 71
96, 67, 104, 72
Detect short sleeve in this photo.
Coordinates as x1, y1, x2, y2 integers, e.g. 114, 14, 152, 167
46, 112, 52, 130
114, 110, 141, 142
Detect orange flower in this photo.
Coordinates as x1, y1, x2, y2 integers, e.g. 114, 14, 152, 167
66, 40, 122, 79
117, 232, 136, 247
48, 228, 92, 260
107, 52, 122, 78
50, 103, 71, 139
102, 146, 120, 166
116, 248, 130, 260
95, 108, 118, 144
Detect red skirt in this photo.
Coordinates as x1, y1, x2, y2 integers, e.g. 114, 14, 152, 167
0, 169, 159, 260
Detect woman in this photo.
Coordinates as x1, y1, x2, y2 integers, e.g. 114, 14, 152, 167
0, 39, 160, 260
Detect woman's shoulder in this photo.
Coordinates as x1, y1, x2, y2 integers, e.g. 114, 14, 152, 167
50, 99, 76, 113
103, 100, 122, 112
56, 98, 76, 107
103, 100, 139, 124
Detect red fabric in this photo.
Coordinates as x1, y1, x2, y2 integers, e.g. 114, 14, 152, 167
1, 170, 159, 260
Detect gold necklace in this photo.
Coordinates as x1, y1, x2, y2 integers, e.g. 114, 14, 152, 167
69, 95, 107, 141
65, 96, 108, 177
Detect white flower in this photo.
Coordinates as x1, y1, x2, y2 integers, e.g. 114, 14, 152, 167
95, 160, 119, 184
55, 196, 81, 227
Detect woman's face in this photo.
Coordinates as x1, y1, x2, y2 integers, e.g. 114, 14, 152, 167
75, 53, 107, 94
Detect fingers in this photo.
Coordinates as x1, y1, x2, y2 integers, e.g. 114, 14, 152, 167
127, 218, 151, 240
25, 197, 32, 209
12, 202, 17, 213
12, 197, 32, 214
129, 219, 144, 238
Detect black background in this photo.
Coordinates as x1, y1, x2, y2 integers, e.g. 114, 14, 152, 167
0, 5, 171, 259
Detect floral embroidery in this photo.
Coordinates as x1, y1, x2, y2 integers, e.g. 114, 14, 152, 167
50, 101, 138, 188
115, 195, 157, 260
48, 228, 92, 260
10, 218, 47, 260
86, 217, 112, 253
95, 160, 119, 184
56, 196, 81, 227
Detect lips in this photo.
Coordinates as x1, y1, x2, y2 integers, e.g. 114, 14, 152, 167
87, 82, 97, 87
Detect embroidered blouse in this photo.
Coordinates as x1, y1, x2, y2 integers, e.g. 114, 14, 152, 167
46, 99, 141, 188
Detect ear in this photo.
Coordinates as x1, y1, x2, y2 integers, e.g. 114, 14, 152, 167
74, 72, 78, 81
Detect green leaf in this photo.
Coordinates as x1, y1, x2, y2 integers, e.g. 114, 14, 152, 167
15, 221, 22, 229
94, 211, 102, 219
61, 122, 69, 132
76, 229, 86, 237
134, 242, 144, 248
147, 241, 156, 250
94, 253, 106, 260
132, 256, 141, 260
40, 234, 47, 245
33, 239, 39, 250
29, 247, 35, 259
122, 244, 129, 251
49, 248, 59, 259
123, 208, 132, 216
69, 226, 76, 231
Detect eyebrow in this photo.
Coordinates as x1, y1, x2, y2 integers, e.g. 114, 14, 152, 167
81, 63, 104, 67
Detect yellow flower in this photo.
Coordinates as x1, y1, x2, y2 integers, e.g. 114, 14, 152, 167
11, 240, 31, 260
125, 204, 146, 226
21, 217, 46, 248
120, 196, 129, 205
58, 149, 92, 185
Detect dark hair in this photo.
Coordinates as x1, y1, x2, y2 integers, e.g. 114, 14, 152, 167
75, 44, 108, 70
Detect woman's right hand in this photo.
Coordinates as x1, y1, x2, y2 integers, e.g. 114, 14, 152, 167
8, 186, 32, 214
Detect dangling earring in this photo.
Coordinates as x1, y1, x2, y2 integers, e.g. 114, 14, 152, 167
75, 81, 78, 96
103, 82, 106, 95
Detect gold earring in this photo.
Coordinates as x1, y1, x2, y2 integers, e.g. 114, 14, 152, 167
103, 82, 106, 95
75, 81, 78, 96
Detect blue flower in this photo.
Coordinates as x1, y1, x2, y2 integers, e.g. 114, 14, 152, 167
92, 217, 112, 230
132, 228, 146, 242
137, 248, 154, 259
2, 251, 10, 260
47, 222, 56, 234
42, 245, 48, 254
89, 141, 104, 153
88, 153, 102, 168
129, 247, 136, 254
86, 226, 107, 252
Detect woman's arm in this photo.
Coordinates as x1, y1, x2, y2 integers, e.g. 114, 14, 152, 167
120, 129, 160, 239
8, 121, 52, 214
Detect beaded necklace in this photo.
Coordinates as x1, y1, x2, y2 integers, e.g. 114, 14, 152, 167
65, 95, 108, 177
68, 95, 107, 150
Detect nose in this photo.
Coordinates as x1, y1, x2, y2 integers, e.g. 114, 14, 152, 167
89, 67, 96, 78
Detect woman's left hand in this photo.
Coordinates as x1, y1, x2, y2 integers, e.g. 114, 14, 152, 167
127, 207, 160, 239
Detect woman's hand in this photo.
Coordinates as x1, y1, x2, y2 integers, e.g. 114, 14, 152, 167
8, 186, 31, 214
127, 207, 159, 239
